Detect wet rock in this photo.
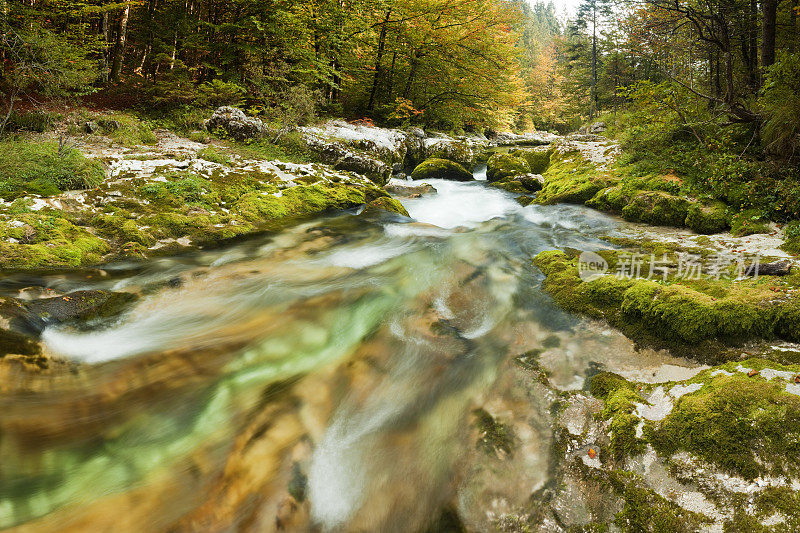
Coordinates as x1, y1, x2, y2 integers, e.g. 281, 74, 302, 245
0, 298, 41, 357
385, 182, 437, 197
410, 158, 474, 182
333, 154, 392, 186
494, 131, 557, 146
14, 290, 138, 335
205, 106, 265, 141
403, 132, 427, 169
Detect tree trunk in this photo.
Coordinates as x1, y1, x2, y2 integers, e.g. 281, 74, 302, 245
110, 1, 131, 81
792, 0, 798, 53
748, 0, 758, 87
761, 0, 778, 70
367, 8, 392, 114
590, 6, 597, 119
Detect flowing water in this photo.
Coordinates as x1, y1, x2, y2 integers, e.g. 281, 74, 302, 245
0, 178, 701, 532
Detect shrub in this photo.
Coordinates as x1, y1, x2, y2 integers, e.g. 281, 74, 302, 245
0, 140, 105, 200
7, 110, 60, 132
197, 79, 247, 108
760, 53, 800, 156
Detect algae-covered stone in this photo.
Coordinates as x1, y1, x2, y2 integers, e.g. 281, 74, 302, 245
366, 196, 410, 217
21, 290, 138, 333
410, 158, 474, 182
486, 153, 531, 182
685, 200, 730, 234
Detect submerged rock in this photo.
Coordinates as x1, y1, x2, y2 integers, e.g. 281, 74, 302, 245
384, 181, 437, 197
410, 158, 474, 182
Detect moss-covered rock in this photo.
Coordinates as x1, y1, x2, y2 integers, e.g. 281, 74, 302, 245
510, 148, 552, 174
410, 158, 474, 182
486, 153, 531, 182
366, 196, 410, 217
685, 200, 730, 234
534, 249, 800, 356
0, 215, 110, 269
426, 141, 475, 170
650, 366, 800, 480
536, 152, 612, 205
620, 191, 689, 227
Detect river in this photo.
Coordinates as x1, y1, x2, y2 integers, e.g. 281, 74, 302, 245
0, 176, 701, 531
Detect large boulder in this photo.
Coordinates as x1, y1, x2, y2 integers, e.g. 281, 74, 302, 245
206, 106, 266, 142
333, 154, 392, 186
410, 158, 474, 182
403, 132, 427, 170
511, 148, 552, 174
425, 140, 475, 170
486, 153, 531, 182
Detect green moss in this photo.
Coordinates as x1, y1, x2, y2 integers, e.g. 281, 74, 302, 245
602, 386, 647, 460
651, 373, 800, 480
197, 146, 232, 166
473, 408, 516, 457
491, 175, 542, 194
730, 209, 771, 237
537, 152, 613, 205
587, 186, 631, 213
0, 215, 109, 268
0, 141, 105, 200
511, 148, 552, 174
486, 153, 531, 182
410, 158, 473, 182
685, 200, 730, 234
590, 372, 636, 399
93, 112, 158, 146
367, 196, 409, 217
490, 180, 528, 194
609, 471, 711, 532
91, 213, 156, 246
533, 249, 800, 354
620, 191, 689, 227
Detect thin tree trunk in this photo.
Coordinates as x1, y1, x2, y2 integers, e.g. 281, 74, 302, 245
110, 0, 131, 81
792, 0, 798, 53
762, 0, 778, 70
590, 6, 597, 119
367, 8, 392, 114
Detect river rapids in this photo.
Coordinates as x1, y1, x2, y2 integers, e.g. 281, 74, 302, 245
0, 177, 701, 532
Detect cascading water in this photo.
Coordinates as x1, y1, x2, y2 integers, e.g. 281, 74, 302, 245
0, 175, 701, 532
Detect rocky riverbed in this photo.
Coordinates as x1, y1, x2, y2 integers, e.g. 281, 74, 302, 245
2, 111, 800, 532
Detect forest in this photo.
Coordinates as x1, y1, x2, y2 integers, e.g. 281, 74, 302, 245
4, 1, 800, 531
